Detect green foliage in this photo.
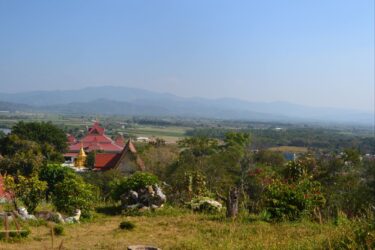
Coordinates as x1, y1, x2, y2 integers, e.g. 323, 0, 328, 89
5, 175, 47, 213
82, 169, 123, 201
10, 121, 67, 162
186, 127, 375, 154
253, 150, 285, 168
52, 175, 97, 217
119, 220, 135, 230
283, 155, 317, 182
12, 121, 67, 153
343, 148, 361, 165
140, 144, 179, 179
178, 136, 219, 158
167, 133, 251, 201
0, 130, 5, 140
325, 219, 375, 249
246, 165, 278, 213
263, 178, 325, 221
184, 171, 210, 197
316, 153, 373, 217
110, 172, 159, 201
85, 150, 96, 169
0, 135, 44, 176
187, 196, 222, 214
0, 228, 30, 240
53, 225, 65, 236
39, 163, 76, 200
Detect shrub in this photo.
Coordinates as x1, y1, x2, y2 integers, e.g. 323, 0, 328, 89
187, 196, 222, 214
0, 228, 30, 240
325, 219, 375, 249
4, 175, 47, 213
39, 163, 76, 200
119, 221, 135, 230
53, 225, 64, 236
263, 178, 325, 221
82, 169, 123, 201
52, 176, 97, 217
110, 172, 159, 201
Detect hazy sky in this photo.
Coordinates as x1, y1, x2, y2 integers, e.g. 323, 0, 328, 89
0, 0, 374, 112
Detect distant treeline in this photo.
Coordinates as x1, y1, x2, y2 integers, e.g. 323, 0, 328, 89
185, 127, 375, 154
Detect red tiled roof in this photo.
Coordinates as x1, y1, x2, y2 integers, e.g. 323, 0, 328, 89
94, 153, 121, 170
69, 140, 123, 152
88, 122, 104, 135
67, 134, 77, 144
93, 140, 145, 171
68, 122, 123, 153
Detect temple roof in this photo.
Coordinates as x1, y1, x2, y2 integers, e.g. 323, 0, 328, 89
68, 122, 123, 153
66, 134, 77, 145
88, 121, 104, 135
94, 153, 121, 170
93, 140, 145, 171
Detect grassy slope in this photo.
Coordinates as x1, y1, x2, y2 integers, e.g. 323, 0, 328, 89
1, 208, 348, 250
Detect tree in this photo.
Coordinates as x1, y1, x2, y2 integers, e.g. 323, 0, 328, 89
5, 175, 47, 213
167, 133, 251, 203
263, 178, 325, 221
253, 150, 285, 168
0, 130, 5, 140
0, 134, 44, 176
82, 169, 123, 201
85, 151, 96, 169
52, 175, 97, 217
11, 121, 67, 162
39, 163, 76, 200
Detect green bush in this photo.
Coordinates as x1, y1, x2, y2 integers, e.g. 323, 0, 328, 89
0, 228, 30, 240
324, 219, 375, 249
187, 196, 222, 214
52, 175, 97, 217
263, 178, 325, 221
119, 221, 135, 230
39, 163, 76, 200
110, 172, 159, 201
53, 225, 64, 236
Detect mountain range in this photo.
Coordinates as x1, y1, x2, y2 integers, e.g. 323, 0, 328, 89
0, 86, 373, 125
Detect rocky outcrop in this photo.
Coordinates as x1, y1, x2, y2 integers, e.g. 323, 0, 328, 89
120, 184, 166, 210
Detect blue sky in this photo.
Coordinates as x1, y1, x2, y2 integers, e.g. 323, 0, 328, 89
0, 0, 374, 112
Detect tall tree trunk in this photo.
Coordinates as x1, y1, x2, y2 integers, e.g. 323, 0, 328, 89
226, 187, 239, 218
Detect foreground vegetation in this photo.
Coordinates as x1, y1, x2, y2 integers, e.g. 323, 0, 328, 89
0, 207, 372, 250
0, 120, 374, 249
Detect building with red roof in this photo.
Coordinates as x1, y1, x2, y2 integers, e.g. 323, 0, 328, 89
67, 134, 77, 145
63, 122, 145, 173
64, 122, 124, 164
94, 140, 145, 173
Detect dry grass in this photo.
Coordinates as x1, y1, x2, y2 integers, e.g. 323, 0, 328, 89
0, 208, 349, 250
